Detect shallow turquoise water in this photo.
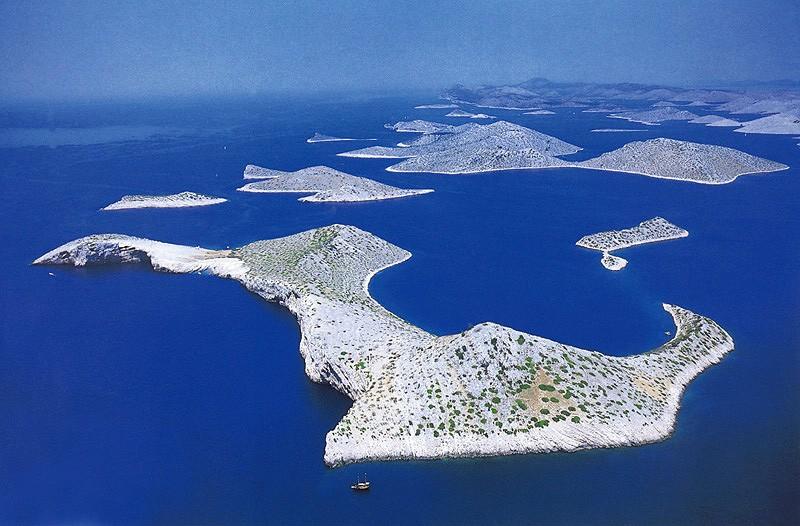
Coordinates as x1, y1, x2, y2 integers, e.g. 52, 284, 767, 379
1, 95, 798, 524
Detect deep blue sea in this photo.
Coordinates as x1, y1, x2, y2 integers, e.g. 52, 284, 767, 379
1, 94, 798, 525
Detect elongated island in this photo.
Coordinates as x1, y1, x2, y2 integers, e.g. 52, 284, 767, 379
102, 191, 227, 210
35, 225, 733, 466
577, 217, 689, 270
237, 165, 433, 202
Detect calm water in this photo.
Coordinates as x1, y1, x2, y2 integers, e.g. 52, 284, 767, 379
1, 95, 798, 525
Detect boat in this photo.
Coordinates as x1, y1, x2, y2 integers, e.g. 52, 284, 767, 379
351, 474, 370, 491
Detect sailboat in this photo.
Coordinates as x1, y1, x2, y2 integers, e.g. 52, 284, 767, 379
351, 473, 370, 491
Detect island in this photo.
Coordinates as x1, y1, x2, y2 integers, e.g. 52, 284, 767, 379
384, 120, 456, 134
591, 129, 648, 133
609, 107, 700, 125
236, 165, 433, 202
414, 103, 459, 109
445, 109, 496, 119
578, 138, 789, 184
576, 217, 689, 271
307, 133, 376, 143
101, 191, 227, 210
689, 115, 742, 127
735, 112, 800, 135
523, 109, 556, 115
35, 224, 734, 466
341, 120, 582, 174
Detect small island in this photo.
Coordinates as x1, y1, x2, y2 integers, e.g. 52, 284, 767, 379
384, 120, 456, 134
523, 109, 555, 115
591, 128, 648, 133
306, 132, 375, 143
576, 217, 688, 270
101, 191, 227, 210
36, 225, 734, 466
445, 109, 496, 119
414, 103, 459, 109
236, 165, 433, 202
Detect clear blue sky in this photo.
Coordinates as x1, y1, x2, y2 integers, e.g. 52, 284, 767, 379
1, 0, 798, 101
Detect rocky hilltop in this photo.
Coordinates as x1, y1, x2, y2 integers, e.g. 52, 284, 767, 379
578, 138, 788, 184
236, 165, 433, 202
101, 191, 227, 210
35, 225, 734, 466
576, 217, 688, 270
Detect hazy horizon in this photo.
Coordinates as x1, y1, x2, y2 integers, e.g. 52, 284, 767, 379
2, 0, 799, 102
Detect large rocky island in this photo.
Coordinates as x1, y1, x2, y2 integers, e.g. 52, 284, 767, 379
578, 138, 788, 184
576, 217, 689, 270
237, 165, 433, 202
101, 191, 227, 210
35, 225, 734, 466
341, 120, 581, 174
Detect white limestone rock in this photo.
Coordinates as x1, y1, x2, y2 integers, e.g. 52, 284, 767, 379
101, 191, 227, 210
578, 138, 788, 184
237, 165, 433, 202
35, 226, 735, 466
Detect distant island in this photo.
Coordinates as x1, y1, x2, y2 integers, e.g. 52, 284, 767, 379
591, 128, 649, 133
443, 78, 800, 135
523, 109, 556, 115
576, 217, 689, 270
35, 225, 734, 466
414, 103, 459, 109
101, 191, 227, 210
609, 107, 700, 125
445, 109, 496, 119
306, 132, 376, 143
237, 165, 433, 202
689, 115, 742, 127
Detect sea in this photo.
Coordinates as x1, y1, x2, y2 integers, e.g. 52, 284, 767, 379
1, 93, 798, 525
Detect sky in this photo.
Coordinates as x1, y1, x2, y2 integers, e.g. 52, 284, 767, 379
1, 0, 799, 101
